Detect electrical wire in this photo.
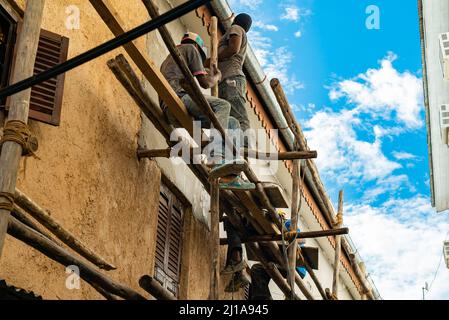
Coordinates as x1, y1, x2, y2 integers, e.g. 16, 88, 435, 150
426, 229, 449, 295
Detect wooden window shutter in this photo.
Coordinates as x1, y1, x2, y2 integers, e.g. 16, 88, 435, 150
7, 27, 69, 126
29, 29, 69, 126
154, 183, 184, 297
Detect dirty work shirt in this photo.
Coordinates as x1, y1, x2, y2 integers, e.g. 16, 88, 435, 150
160, 44, 207, 97
218, 24, 247, 82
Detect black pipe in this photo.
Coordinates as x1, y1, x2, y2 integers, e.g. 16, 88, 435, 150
0, 0, 211, 100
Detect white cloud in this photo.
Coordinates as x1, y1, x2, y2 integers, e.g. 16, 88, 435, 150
292, 103, 315, 113
304, 53, 423, 196
345, 197, 449, 300
329, 53, 424, 129
281, 6, 299, 21
392, 151, 418, 160
305, 109, 401, 185
294, 30, 302, 38
253, 20, 279, 32
248, 31, 304, 93
228, 0, 263, 10
263, 47, 304, 93
280, 6, 311, 22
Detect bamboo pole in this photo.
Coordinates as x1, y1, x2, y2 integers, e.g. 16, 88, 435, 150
11, 209, 121, 301
139, 275, 176, 300
0, 0, 45, 258
12, 205, 53, 241
107, 55, 171, 137
7, 217, 146, 300
209, 179, 220, 300
271, 78, 336, 227
137, 147, 317, 161
219, 228, 349, 244
332, 190, 344, 297
287, 160, 300, 299
89, 281, 121, 300
210, 16, 219, 97
270, 80, 330, 300
14, 189, 116, 271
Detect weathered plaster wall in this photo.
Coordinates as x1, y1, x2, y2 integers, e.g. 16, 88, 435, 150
0, 0, 215, 300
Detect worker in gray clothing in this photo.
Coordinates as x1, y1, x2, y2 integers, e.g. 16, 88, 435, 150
160, 32, 254, 190
217, 13, 253, 149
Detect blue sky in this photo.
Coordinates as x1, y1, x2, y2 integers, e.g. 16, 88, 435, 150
228, 0, 449, 299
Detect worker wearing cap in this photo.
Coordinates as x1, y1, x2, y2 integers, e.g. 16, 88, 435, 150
217, 13, 253, 149
160, 32, 254, 190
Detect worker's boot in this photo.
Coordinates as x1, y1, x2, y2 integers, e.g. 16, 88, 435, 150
209, 159, 247, 179
219, 175, 255, 191
222, 249, 246, 274
222, 259, 245, 274
225, 272, 251, 293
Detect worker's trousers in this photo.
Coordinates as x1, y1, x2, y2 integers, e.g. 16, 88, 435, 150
219, 75, 251, 148
249, 264, 273, 300
180, 94, 244, 161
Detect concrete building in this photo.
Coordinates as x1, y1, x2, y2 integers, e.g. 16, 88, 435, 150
0, 0, 378, 300
419, 0, 449, 212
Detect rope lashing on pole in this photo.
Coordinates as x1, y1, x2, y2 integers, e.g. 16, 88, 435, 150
0, 120, 39, 158
0, 192, 15, 212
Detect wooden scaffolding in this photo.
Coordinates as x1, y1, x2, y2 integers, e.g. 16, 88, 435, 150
0, 0, 375, 300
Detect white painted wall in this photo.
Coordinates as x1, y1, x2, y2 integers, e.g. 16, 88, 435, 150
422, 0, 449, 212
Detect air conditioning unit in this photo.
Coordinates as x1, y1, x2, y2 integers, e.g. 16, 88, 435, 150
439, 33, 449, 81
444, 241, 449, 269
440, 104, 449, 146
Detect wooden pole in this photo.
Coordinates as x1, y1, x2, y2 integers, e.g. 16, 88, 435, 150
14, 189, 116, 271
271, 78, 337, 227
0, 0, 45, 259
107, 55, 171, 138
210, 16, 219, 97
7, 217, 146, 300
12, 205, 54, 241
139, 275, 176, 300
137, 147, 317, 161
332, 190, 344, 297
287, 160, 300, 299
219, 227, 349, 244
209, 179, 220, 300
142, 0, 236, 156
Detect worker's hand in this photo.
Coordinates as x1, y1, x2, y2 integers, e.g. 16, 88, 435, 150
211, 63, 222, 82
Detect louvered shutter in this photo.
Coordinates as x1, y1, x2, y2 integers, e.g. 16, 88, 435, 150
154, 183, 184, 297
7, 27, 69, 126
29, 29, 69, 126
